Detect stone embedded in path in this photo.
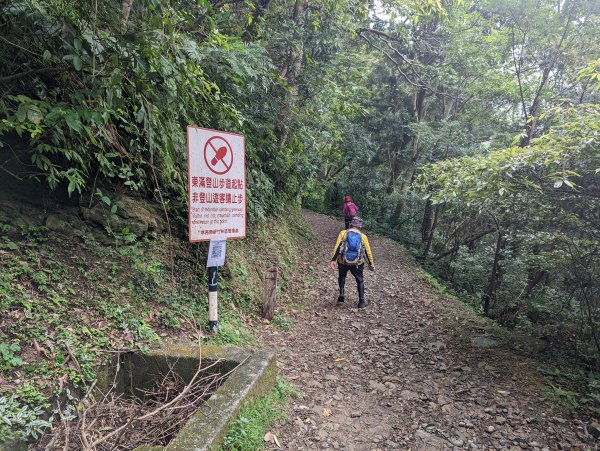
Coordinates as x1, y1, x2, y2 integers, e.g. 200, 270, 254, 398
428, 341, 446, 352
307, 380, 324, 389
589, 421, 600, 438
413, 429, 448, 450
437, 394, 451, 405
471, 336, 498, 348
368, 380, 388, 392
400, 389, 419, 401
315, 428, 328, 441
450, 437, 464, 446
441, 403, 457, 414
382, 375, 401, 383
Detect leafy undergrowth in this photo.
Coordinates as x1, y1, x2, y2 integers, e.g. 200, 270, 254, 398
0, 208, 314, 443
220, 377, 298, 451
540, 367, 600, 417
411, 252, 600, 418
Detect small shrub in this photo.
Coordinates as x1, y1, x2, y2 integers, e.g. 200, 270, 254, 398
0, 342, 24, 371
271, 313, 294, 331
0, 396, 51, 441
15, 383, 49, 408
159, 310, 182, 329
221, 377, 297, 450
205, 316, 256, 346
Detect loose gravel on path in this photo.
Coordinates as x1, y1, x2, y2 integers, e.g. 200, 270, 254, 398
258, 211, 596, 451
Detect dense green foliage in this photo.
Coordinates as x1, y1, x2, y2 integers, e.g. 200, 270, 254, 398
1, 0, 362, 220
0, 205, 310, 441
417, 105, 600, 357
2, 0, 600, 437
299, 0, 600, 369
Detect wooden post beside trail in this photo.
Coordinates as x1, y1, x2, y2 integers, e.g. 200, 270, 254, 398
261, 267, 278, 320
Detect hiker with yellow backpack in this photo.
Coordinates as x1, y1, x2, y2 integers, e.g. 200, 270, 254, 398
330, 217, 375, 309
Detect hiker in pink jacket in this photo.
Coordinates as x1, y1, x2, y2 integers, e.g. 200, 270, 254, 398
342, 195, 359, 229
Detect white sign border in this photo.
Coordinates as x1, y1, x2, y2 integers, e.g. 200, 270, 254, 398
187, 125, 247, 243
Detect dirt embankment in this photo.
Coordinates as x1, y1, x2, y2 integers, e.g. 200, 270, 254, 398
258, 210, 597, 451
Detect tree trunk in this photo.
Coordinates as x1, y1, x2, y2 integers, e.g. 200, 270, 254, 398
582, 290, 600, 356
391, 84, 427, 220
274, 0, 308, 148
422, 205, 439, 259
242, 0, 270, 42
498, 269, 549, 326
385, 136, 410, 194
521, 268, 548, 300
519, 69, 547, 147
385, 149, 402, 194
391, 151, 417, 221
421, 199, 433, 243
449, 242, 458, 282
518, 13, 571, 147
482, 232, 506, 316
121, 0, 134, 32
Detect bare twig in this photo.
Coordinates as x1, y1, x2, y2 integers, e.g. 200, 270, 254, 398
0, 66, 78, 84
38, 337, 245, 450
63, 342, 87, 387
85, 357, 225, 449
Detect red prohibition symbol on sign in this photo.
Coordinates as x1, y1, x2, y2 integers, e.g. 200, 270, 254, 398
204, 136, 234, 175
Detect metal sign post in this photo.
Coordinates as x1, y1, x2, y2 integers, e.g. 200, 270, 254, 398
207, 266, 218, 334
187, 126, 246, 335
206, 239, 226, 334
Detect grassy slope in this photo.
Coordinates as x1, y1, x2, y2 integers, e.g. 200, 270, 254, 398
220, 376, 299, 451
0, 204, 315, 442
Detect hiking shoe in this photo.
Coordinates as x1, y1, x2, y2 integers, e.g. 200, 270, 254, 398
357, 299, 368, 309
337, 295, 345, 304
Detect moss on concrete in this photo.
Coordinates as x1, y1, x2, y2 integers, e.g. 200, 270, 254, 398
91, 343, 278, 451
0, 439, 29, 451
162, 346, 276, 450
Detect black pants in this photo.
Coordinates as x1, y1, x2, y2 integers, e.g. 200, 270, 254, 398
338, 263, 364, 301
344, 218, 351, 229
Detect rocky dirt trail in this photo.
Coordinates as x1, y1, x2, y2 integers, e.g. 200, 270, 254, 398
258, 211, 597, 451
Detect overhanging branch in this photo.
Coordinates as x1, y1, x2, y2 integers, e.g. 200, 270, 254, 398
0, 67, 75, 84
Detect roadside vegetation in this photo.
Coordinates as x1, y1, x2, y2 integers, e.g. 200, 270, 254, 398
221, 377, 298, 451
0, 207, 313, 442
1, 0, 600, 444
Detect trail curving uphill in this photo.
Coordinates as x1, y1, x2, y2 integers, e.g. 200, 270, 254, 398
259, 211, 593, 451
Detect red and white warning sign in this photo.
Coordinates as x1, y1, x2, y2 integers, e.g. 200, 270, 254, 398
187, 126, 246, 242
